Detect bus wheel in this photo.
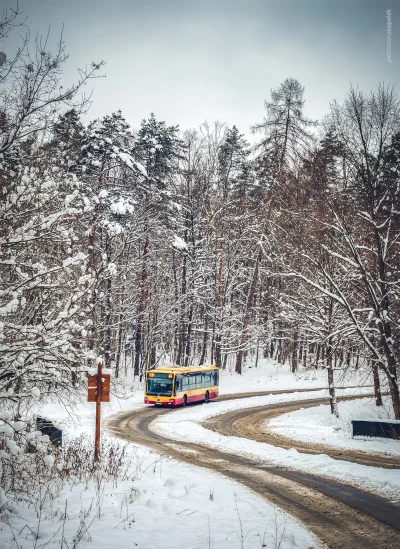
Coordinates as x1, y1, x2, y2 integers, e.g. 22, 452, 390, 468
182, 395, 187, 407
205, 391, 209, 403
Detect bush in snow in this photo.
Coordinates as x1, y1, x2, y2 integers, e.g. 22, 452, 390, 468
0, 409, 58, 500
0, 422, 131, 518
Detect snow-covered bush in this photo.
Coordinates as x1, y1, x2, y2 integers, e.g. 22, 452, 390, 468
0, 410, 58, 499
0, 415, 131, 514
60, 435, 131, 482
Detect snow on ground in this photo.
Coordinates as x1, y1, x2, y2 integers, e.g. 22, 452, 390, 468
4, 359, 386, 549
1, 441, 319, 549
268, 396, 400, 456
214, 358, 371, 395
3, 364, 330, 549
153, 387, 400, 500
34, 358, 373, 445
35, 387, 144, 442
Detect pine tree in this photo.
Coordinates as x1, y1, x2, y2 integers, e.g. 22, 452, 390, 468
131, 114, 185, 375
52, 109, 86, 172
253, 78, 316, 181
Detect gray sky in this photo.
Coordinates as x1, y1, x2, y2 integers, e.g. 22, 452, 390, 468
3, 0, 399, 133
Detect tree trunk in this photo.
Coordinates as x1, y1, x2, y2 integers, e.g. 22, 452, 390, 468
326, 293, 338, 417
303, 344, 307, 368
372, 361, 382, 407
327, 342, 339, 417
104, 234, 112, 371
171, 250, 180, 365
315, 344, 320, 369
299, 343, 303, 362
235, 249, 261, 374
255, 337, 260, 368
114, 314, 124, 379
184, 302, 193, 366
214, 255, 224, 368
291, 330, 298, 373
387, 374, 400, 420
199, 312, 208, 366
176, 237, 188, 366
134, 237, 149, 377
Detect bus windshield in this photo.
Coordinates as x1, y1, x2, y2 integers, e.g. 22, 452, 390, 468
146, 377, 173, 396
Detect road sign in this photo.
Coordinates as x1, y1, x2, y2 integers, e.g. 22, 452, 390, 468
87, 373, 110, 402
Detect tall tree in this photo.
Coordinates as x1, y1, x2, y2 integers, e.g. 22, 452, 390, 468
131, 114, 185, 375
253, 78, 316, 180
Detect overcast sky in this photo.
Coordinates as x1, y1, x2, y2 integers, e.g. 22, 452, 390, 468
4, 0, 399, 134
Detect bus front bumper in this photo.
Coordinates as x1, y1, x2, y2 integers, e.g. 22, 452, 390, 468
144, 398, 181, 406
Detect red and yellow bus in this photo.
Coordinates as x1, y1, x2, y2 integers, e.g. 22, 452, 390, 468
144, 365, 219, 406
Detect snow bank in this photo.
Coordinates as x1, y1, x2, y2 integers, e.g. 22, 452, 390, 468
268, 396, 400, 456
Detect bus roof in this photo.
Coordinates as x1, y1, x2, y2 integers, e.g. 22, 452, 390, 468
147, 365, 218, 374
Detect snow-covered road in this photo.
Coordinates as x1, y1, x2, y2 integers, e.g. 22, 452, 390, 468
106, 387, 400, 549
153, 387, 400, 499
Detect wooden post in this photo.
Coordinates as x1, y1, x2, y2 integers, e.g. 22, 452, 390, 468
94, 361, 102, 462
88, 360, 110, 462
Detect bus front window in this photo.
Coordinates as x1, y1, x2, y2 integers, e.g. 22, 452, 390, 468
146, 378, 173, 396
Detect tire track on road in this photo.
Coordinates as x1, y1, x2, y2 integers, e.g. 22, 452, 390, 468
105, 389, 400, 549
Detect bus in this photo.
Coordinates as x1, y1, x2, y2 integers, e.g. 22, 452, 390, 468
144, 365, 219, 406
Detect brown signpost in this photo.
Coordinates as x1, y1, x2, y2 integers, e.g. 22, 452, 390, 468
87, 361, 111, 462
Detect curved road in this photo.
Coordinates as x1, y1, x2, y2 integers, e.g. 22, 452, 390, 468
205, 397, 400, 469
105, 389, 400, 549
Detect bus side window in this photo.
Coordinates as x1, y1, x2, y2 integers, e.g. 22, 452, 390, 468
196, 375, 203, 388
182, 377, 188, 388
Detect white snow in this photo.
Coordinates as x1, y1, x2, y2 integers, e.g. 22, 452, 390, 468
268, 396, 400, 456
43, 454, 55, 468
0, 442, 319, 549
8, 387, 322, 549
117, 152, 148, 178
172, 234, 188, 252
153, 387, 400, 499
0, 297, 19, 316
219, 359, 369, 395
30, 386, 40, 398
6, 359, 394, 549
106, 262, 118, 276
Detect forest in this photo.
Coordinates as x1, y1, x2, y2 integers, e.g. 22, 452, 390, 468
1, 6, 399, 425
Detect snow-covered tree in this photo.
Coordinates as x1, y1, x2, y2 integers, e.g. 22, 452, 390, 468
0, 164, 94, 400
